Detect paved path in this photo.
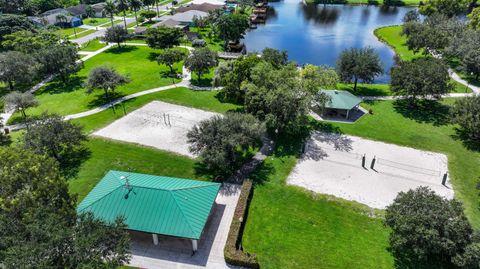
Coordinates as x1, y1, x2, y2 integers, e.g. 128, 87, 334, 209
450, 70, 480, 94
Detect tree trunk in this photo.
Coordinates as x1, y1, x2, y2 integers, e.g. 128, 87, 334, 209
8, 80, 13, 90
123, 11, 127, 29
169, 65, 174, 74
156, 0, 160, 17
353, 77, 358, 91
134, 9, 138, 26
197, 72, 202, 83
21, 109, 26, 119
110, 15, 114, 27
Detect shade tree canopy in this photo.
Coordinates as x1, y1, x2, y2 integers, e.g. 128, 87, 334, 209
451, 96, 480, 143
0, 14, 34, 44
419, 0, 470, 17
214, 13, 249, 47
104, 25, 130, 47
86, 66, 130, 100
184, 47, 218, 82
385, 187, 480, 269
36, 42, 81, 83
300, 64, 339, 94
145, 26, 184, 49
156, 48, 187, 74
261, 47, 289, 69
390, 58, 453, 102
468, 7, 480, 30
4, 91, 38, 119
187, 112, 265, 176
336, 47, 383, 91
0, 50, 38, 90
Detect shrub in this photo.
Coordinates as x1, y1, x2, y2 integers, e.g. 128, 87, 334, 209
224, 180, 259, 268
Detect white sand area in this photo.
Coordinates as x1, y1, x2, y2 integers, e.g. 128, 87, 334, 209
93, 101, 218, 157
287, 131, 454, 209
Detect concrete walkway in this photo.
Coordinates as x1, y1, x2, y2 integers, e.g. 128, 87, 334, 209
450, 70, 480, 94
129, 183, 242, 269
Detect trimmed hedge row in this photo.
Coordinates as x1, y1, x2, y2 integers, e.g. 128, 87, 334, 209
224, 180, 260, 268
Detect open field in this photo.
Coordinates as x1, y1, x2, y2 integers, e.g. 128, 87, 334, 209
83, 17, 114, 26
289, 131, 452, 209
80, 39, 107, 52
93, 101, 218, 157
243, 140, 394, 269
374, 25, 423, 61
8, 46, 185, 124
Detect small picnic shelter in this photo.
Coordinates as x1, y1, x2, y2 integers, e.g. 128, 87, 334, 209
320, 90, 362, 119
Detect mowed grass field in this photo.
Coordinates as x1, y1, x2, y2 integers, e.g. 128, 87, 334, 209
9, 46, 185, 124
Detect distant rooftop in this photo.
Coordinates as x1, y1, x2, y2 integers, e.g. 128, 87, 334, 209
321, 90, 362, 110
77, 170, 221, 240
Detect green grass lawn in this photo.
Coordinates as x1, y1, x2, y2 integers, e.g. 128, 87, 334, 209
70, 29, 96, 39
189, 27, 224, 52
80, 39, 107, 52
9, 46, 185, 124
243, 141, 394, 269
190, 67, 215, 87
72, 87, 241, 133
70, 137, 209, 201
83, 17, 112, 26
374, 25, 424, 61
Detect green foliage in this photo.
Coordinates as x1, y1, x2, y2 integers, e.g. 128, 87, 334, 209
300, 64, 339, 94
261, 47, 288, 69
385, 187, 479, 269
451, 96, 480, 142
140, 9, 156, 21
0, 51, 38, 90
104, 25, 130, 47
23, 113, 87, 165
243, 62, 311, 135
187, 112, 264, 176
390, 58, 452, 101
216, 54, 261, 102
156, 48, 186, 74
0, 14, 34, 43
0, 0, 34, 14
184, 47, 218, 82
446, 29, 480, 81
468, 7, 480, 30
214, 13, 249, 45
36, 42, 81, 82
336, 47, 383, 91
86, 66, 130, 100
2, 30, 61, 52
419, 0, 470, 17
145, 26, 184, 49
4, 91, 38, 119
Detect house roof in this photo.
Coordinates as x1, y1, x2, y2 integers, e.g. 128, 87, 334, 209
77, 170, 221, 240
175, 3, 222, 13
162, 10, 208, 23
92, 2, 106, 12
66, 4, 88, 16
321, 90, 362, 110
151, 18, 187, 28
42, 8, 66, 16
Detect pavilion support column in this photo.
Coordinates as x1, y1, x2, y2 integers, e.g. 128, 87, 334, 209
152, 234, 159, 245
346, 109, 350, 119
192, 239, 198, 253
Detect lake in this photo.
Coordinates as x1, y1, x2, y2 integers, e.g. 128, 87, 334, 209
243, 1, 416, 83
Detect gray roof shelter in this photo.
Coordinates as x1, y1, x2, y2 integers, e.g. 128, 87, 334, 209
321, 90, 362, 119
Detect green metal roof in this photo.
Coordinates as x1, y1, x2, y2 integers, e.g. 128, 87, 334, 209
77, 171, 221, 240
321, 90, 362, 110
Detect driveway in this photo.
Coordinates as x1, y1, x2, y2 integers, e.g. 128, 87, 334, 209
128, 183, 242, 269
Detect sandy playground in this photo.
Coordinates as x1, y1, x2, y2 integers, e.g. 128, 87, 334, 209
287, 131, 454, 209
93, 101, 218, 157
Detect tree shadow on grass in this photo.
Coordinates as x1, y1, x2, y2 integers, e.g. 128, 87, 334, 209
191, 77, 213, 87
104, 45, 138, 54
451, 128, 480, 152
60, 146, 91, 179
87, 91, 126, 109
249, 160, 275, 186
39, 76, 85, 95
148, 52, 161, 62
393, 99, 451, 126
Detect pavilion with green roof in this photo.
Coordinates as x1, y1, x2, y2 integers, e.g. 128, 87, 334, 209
320, 90, 363, 119
77, 170, 221, 252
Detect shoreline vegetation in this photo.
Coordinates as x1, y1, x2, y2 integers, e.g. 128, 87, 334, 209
304, 0, 422, 6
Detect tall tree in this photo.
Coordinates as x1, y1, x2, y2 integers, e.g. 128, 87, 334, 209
390, 58, 453, 102
104, 0, 117, 26
385, 187, 480, 269
86, 66, 129, 101
419, 0, 470, 17
140, 10, 156, 22
187, 112, 265, 176
0, 147, 131, 268
451, 96, 480, 142
0, 0, 34, 14
214, 13, 249, 48
156, 48, 187, 74
300, 64, 339, 94
184, 47, 218, 82
0, 117, 9, 146
128, 0, 142, 26
36, 43, 81, 83
216, 54, 260, 102
0, 14, 34, 44
261, 48, 288, 69
0, 51, 38, 90
4, 91, 39, 119
23, 113, 87, 164
468, 7, 480, 30
116, 0, 130, 29
145, 26, 184, 49
104, 25, 130, 47
336, 47, 383, 91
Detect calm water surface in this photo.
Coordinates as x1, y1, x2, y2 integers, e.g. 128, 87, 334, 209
243, 1, 416, 82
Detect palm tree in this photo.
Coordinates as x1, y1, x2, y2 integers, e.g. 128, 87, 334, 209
104, 0, 117, 27
128, 0, 143, 27
116, 0, 129, 29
